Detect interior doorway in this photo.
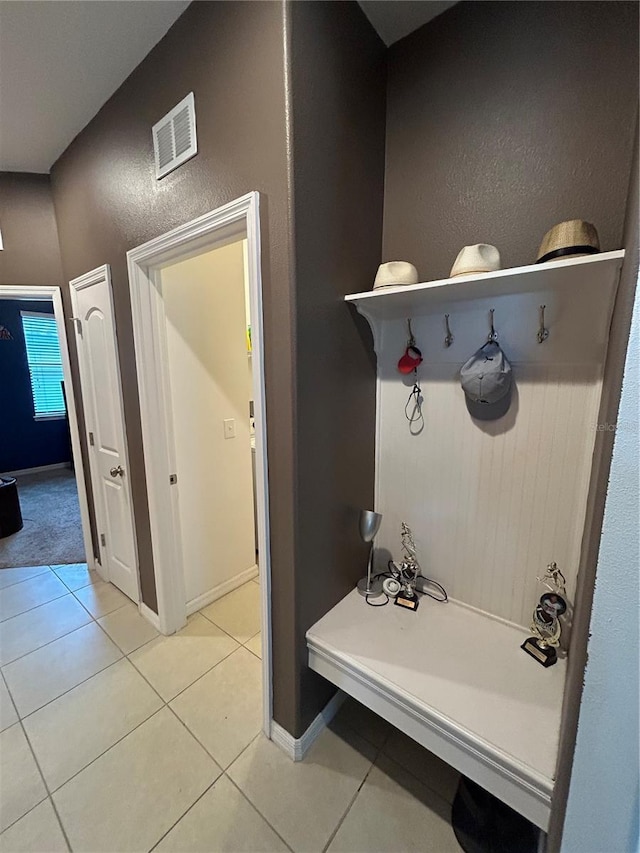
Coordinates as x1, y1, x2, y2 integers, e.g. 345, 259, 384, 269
0, 286, 94, 573
127, 192, 272, 733
159, 240, 258, 613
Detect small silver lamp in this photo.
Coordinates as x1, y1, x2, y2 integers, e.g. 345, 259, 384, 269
357, 509, 383, 597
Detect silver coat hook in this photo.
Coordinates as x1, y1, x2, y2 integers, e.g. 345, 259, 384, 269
444, 314, 454, 347
407, 318, 416, 347
488, 308, 498, 342
537, 305, 549, 344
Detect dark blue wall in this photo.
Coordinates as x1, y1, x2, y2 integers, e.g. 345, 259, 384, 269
0, 300, 71, 472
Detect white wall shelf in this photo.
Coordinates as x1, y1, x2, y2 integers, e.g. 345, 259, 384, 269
307, 590, 565, 831
346, 250, 624, 323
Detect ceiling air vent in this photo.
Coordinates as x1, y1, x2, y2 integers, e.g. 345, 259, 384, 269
152, 92, 197, 180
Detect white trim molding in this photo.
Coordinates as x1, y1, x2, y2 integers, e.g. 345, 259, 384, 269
139, 602, 162, 632
2, 462, 69, 477
126, 192, 273, 736
186, 565, 259, 617
270, 691, 346, 762
0, 285, 96, 572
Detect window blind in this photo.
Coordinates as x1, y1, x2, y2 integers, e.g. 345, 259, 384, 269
20, 312, 66, 418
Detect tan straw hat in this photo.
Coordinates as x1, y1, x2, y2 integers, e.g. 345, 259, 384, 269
536, 220, 600, 264
373, 261, 419, 290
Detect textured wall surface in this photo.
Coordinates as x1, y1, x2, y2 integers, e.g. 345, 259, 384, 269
561, 269, 639, 853
49, 0, 384, 737
0, 299, 71, 472
383, 1, 639, 280
0, 173, 63, 287
50, 0, 297, 724
549, 131, 639, 851
289, 0, 385, 733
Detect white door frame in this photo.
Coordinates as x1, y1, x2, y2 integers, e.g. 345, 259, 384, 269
0, 284, 96, 572
69, 265, 140, 603
127, 192, 273, 734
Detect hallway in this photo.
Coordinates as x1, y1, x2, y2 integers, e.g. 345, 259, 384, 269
0, 565, 460, 852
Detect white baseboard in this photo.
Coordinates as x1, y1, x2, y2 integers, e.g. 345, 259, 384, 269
270, 690, 346, 761
2, 462, 70, 477
139, 602, 161, 631
185, 564, 259, 616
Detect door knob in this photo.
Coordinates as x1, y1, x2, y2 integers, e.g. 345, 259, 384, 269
110, 465, 124, 478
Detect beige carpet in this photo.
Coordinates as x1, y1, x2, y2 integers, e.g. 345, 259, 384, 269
0, 468, 86, 568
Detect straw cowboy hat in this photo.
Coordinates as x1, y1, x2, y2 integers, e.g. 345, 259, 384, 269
373, 261, 419, 290
450, 244, 501, 278
536, 220, 600, 264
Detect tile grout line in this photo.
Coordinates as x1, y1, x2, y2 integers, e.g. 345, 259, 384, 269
0, 563, 96, 597
145, 691, 275, 849
320, 726, 387, 853
216, 730, 297, 852
339, 717, 458, 806
373, 749, 457, 811
0, 598, 129, 669
224, 767, 296, 853
2, 576, 267, 849
2, 602, 168, 808
5, 586, 251, 767
0, 567, 53, 592
5, 596, 150, 711
147, 776, 221, 852
38, 703, 167, 797
32, 646, 261, 844
69, 586, 130, 622
197, 606, 261, 647
1, 668, 72, 850
125, 631, 241, 706
6, 586, 185, 723
8, 651, 125, 723
0, 663, 20, 726
0, 588, 75, 626
0, 794, 55, 841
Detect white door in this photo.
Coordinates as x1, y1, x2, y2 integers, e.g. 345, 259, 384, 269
70, 266, 139, 602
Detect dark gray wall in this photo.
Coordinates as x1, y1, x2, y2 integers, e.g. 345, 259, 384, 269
0, 173, 99, 552
383, 1, 639, 279
289, 1, 385, 733
49, 0, 384, 738
50, 0, 299, 727
0, 173, 63, 287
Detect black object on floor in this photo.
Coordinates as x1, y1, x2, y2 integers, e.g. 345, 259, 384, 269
0, 478, 23, 539
452, 776, 539, 853
0, 468, 84, 568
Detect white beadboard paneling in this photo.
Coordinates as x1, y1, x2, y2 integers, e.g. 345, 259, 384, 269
374, 315, 603, 628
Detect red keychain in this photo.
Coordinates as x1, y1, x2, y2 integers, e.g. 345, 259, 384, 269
399, 320, 424, 434
397, 319, 423, 374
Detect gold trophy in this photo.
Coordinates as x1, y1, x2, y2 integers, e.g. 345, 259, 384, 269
521, 562, 567, 668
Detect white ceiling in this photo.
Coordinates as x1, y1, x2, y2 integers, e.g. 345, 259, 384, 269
0, 0, 189, 173
358, 0, 458, 47
0, 0, 456, 174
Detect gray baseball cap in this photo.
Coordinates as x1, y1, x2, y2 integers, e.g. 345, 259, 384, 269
460, 341, 513, 421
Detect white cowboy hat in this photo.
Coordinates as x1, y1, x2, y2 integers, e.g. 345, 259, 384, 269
373, 261, 419, 290
450, 244, 501, 278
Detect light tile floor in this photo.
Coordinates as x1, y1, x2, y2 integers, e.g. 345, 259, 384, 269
0, 564, 461, 852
